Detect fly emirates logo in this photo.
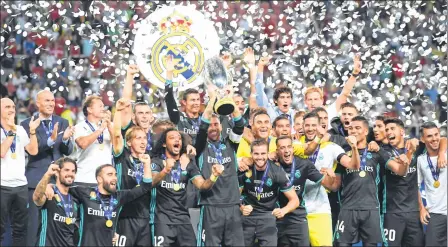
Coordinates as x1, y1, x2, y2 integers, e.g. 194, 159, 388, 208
161, 180, 186, 190
87, 205, 117, 217
53, 212, 76, 224
207, 156, 231, 164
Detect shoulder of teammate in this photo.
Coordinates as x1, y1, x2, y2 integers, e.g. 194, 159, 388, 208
150, 156, 164, 173
271, 162, 291, 188
236, 138, 251, 158
69, 185, 92, 200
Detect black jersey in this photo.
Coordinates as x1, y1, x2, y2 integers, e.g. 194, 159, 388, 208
197, 116, 244, 206
278, 157, 324, 224
165, 83, 202, 143
70, 180, 152, 246
335, 148, 386, 210
239, 161, 292, 216
150, 157, 201, 225
36, 191, 80, 247
380, 145, 419, 213
114, 147, 151, 218
220, 115, 234, 140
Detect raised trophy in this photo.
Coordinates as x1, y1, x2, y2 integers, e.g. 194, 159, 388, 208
202, 56, 235, 115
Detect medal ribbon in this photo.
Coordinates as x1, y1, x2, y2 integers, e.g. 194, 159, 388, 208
146, 133, 152, 151
308, 145, 321, 164
85, 120, 103, 144
95, 187, 116, 222
1, 127, 16, 154
338, 126, 346, 137
41, 119, 54, 138
171, 161, 182, 184
426, 154, 440, 182
254, 161, 270, 195
54, 186, 73, 218
360, 148, 368, 172
210, 142, 223, 164
130, 156, 143, 185
191, 118, 201, 132
288, 158, 296, 185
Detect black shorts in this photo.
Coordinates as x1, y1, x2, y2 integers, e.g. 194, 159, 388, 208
382, 212, 424, 247
242, 214, 277, 247
197, 205, 244, 247
277, 219, 309, 247
334, 209, 384, 245
153, 223, 196, 247
116, 217, 151, 247
425, 213, 447, 247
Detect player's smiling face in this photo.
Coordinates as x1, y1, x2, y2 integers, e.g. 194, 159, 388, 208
385, 123, 404, 146
164, 130, 182, 156
99, 166, 118, 194
184, 93, 201, 115
276, 92, 292, 113
58, 162, 76, 187
251, 144, 268, 169
316, 111, 329, 130
373, 120, 386, 142
275, 119, 291, 137
133, 104, 154, 130
252, 114, 271, 139
277, 138, 293, 164
127, 129, 148, 155
348, 121, 368, 143
422, 127, 441, 152
304, 117, 319, 140
233, 95, 245, 115
294, 116, 304, 135
207, 116, 222, 142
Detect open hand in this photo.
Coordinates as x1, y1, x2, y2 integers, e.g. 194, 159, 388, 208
50, 122, 60, 141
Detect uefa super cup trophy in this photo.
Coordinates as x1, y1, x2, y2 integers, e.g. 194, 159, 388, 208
202, 56, 235, 115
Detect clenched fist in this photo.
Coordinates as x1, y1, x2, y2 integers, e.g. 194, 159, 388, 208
212, 164, 225, 177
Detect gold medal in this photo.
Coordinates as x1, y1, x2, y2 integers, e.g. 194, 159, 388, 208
257, 194, 261, 201
359, 171, 366, 177
434, 180, 440, 188
173, 184, 180, 191
65, 217, 72, 225
99, 143, 104, 150
90, 191, 96, 199
11, 153, 16, 159
55, 194, 61, 202
135, 184, 140, 187
245, 170, 252, 178
106, 219, 113, 228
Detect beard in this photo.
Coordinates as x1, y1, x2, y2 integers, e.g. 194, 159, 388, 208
103, 182, 117, 194
59, 175, 75, 187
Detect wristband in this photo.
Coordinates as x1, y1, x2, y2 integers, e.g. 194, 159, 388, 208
210, 174, 218, 183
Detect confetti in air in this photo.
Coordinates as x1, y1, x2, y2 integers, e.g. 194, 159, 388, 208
0, 0, 446, 126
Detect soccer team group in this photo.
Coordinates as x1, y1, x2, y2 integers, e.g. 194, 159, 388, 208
1, 50, 447, 247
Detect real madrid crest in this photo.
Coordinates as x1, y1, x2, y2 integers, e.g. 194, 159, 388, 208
133, 6, 220, 91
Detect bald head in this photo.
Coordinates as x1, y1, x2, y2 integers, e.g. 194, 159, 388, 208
1, 98, 16, 121
36, 90, 55, 117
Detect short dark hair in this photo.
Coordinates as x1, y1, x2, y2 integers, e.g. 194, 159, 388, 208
276, 135, 292, 146
82, 95, 102, 116
384, 117, 405, 129
312, 107, 327, 115
303, 112, 320, 122
351, 116, 369, 129
152, 119, 175, 131
273, 115, 290, 128
133, 101, 150, 111
250, 107, 268, 119
341, 102, 358, 112
375, 115, 386, 123
420, 122, 438, 136
182, 88, 200, 101
273, 86, 293, 103
95, 164, 114, 179
250, 138, 269, 152
54, 157, 77, 173
253, 111, 270, 123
